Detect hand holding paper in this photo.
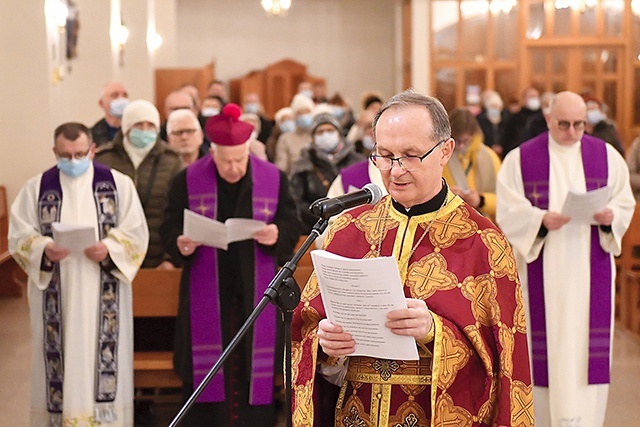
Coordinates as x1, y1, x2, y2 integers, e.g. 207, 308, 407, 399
183, 209, 267, 250
311, 249, 419, 360
51, 222, 97, 257
560, 186, 611, 225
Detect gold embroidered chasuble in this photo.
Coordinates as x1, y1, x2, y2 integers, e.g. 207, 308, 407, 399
291, 193, 534, 427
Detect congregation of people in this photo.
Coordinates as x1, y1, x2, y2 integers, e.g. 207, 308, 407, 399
8, 76, 639, 427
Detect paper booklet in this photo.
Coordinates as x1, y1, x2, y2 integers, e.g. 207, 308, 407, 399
183, 209, 266, 251
310, 249, 420, 360
560, 186, 611, 225
51, 222, 97, 257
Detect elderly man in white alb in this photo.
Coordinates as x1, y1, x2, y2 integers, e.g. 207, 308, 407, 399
496, 91, 635, 427
9, 123, 149, 426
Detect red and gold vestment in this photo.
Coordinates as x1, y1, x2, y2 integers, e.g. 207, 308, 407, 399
291, 193, 534, 427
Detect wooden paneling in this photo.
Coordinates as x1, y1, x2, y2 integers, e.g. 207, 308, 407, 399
154, 62, 215, 121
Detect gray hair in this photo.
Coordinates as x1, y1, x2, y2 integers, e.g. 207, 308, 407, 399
373, 89, 451, 144
166, 109, 201, 135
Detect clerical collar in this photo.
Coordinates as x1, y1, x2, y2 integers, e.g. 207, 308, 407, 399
391, 180, 448, 217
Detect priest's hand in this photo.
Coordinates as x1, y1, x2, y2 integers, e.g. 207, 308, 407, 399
44, 242, 70, 262
317, 318, 355, 357
84, 242, 109, 263
253, 223, 279, 246
542, 211, 570, 230
386, 298, 434, 341
177, 235, 201, 256
594, 207, 614, 226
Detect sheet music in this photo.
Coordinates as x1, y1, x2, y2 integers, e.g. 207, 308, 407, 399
311, 249, 420, 360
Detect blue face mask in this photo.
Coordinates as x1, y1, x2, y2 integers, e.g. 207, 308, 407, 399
57, 156, 91, 178
296, 114, 313, 129
280, 119, 296, 134
244, 103, 260, 114
109, 97, 129, 118
128, 128, 157, 148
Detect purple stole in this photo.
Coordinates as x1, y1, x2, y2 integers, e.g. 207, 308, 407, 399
186, 155, 279, 405
341, 160, 371, 193
520, 132, 611, 386
38, 164, 120, 420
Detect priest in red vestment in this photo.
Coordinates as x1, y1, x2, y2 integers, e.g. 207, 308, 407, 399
291, 90, 534, 427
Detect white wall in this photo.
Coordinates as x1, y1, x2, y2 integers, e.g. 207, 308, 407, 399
0, 0, 401, 206
176, 0, 398, 111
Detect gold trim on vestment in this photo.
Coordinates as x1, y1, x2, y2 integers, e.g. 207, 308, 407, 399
345, 371, 432, 385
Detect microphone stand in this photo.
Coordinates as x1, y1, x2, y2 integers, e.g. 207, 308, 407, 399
169, 218, 330, 427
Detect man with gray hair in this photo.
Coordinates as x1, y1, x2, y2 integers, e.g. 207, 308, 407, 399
160, 103, 299, 426
290, 90, 534, 426
167, 109, 204, 166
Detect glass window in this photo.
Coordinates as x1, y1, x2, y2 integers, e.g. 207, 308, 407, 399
494, 69, 518, 105
553, 6, 572, 37
434, 68, 457, 111
493, 3, 519, 60
603, 0, 624, 37
602, 48, 618, 74
432, 1, 459, 61
526, 1, 545, 40
552, 49, 568, 74
531, 49, 546, 74
581, 49, 598, 75
579, 4, 597, 36
460, 0, 489, 62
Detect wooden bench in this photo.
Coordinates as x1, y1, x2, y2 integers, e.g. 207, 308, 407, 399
0, 185, 25, 298
618, 204, 640, 337
132, 268, 183, 401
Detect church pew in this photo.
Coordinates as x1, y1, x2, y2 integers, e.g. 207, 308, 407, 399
132, 268, 182, 401
0, 185, 25, 298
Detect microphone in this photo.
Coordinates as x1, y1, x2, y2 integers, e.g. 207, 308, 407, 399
310, 183, 384, 219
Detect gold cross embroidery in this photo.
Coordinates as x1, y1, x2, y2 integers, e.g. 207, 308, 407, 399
197, 198, 210, 215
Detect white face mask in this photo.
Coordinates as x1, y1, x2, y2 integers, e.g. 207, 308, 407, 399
526, 97, 541, 111
361, 135, 375, 150
586, 109, 605, 125
201, 108, 219, 118
314, 130, 340, 153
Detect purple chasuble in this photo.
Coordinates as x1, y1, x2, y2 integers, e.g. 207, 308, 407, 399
186, 155, 280, 405
340, 160, 371, 193
520, 132, 612, 386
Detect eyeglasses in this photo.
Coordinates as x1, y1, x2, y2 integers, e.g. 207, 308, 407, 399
370, 139, 448, 172
556, 119, 586, 131
56, 148, 91, 161
170, 128, 198, 137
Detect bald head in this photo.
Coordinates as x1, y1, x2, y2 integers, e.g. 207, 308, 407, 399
164, 91, 197, 118
546, 91, 587, 146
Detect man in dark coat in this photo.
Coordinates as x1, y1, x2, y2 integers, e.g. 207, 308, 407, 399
159, 103, 300, 427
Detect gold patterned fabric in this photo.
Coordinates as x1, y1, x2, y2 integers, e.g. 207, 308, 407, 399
291, 194, 534, 427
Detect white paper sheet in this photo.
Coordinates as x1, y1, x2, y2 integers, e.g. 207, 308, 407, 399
561, 186, 611, 225
52, 222, 97, 257
311, 249, 420, 361
183, 209, 266, 250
